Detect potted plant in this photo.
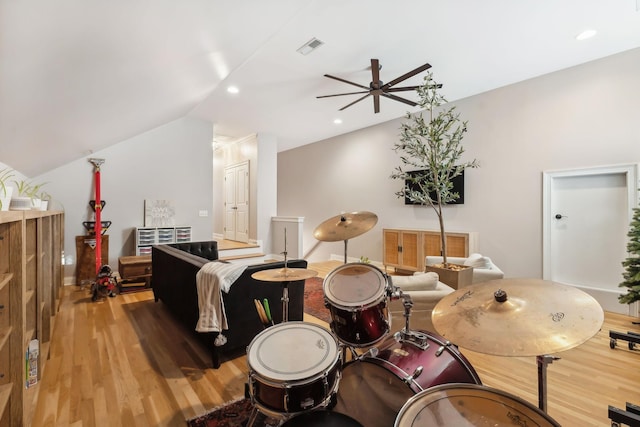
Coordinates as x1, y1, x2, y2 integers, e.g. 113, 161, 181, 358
0, 167, 15, 211
37, 191, 52, 211
10, 179, 47, 210
391, 71, 478, 288
10, 179, 32, 210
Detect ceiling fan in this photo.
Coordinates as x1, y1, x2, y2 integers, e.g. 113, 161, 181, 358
317, 59, 439, 113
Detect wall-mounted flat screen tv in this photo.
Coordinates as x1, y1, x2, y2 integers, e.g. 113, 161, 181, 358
404, 170, 465, 205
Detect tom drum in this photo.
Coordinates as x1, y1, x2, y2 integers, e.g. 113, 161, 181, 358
323, 263, 391, 347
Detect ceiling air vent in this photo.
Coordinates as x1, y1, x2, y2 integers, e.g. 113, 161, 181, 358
297, 37, 324, 55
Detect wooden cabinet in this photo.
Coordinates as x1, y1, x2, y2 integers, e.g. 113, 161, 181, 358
0, 210, 64, 426
134, 226, 191, 255
118, 255, 152, 292
383, 228, 478, 272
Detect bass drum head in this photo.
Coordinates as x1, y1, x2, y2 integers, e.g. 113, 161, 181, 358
394, 383, 562, 427
332, 360, 415, 427
323, 263, 387, 309
282, 410, 363, 427
247, 322, 339, 383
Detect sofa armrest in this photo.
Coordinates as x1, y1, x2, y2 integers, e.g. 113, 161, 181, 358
390, 282, 455, 308
473, 258, 504, 283
425, 256, 467, 266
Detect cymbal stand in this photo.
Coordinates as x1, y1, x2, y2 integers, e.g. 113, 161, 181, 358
537, 354, 560, 413
280, 229, 290, 322
342, 239, 349, 263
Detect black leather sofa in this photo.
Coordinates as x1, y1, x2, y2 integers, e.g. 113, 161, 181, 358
152, 241, 307, 368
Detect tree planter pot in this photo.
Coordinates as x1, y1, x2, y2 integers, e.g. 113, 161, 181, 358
425, 263, 473, 290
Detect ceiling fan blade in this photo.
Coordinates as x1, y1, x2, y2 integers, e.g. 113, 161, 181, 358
339, 93, 371, 111
385, 86, 419, 93
382, 62, 432, 89
373, 94, 380, 113
380, 93, 418, 107
316, 90, 369, 99
371, 59, 380, 87
324, 74, 369, 90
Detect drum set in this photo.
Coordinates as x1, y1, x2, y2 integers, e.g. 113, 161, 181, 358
244, 212, 594, 426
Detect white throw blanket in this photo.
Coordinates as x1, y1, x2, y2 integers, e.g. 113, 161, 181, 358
195, 261, 247, 334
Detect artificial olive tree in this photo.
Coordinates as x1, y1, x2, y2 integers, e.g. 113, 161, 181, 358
391, 71, 478, 266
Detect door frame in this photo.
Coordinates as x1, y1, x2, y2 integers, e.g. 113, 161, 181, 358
542, 163, 639, 280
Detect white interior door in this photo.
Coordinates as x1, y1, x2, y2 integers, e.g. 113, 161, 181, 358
543, 164, 638, 314
223, 161, 249, 242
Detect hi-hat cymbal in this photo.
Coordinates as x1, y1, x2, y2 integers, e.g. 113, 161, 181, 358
432, 278, 604, 357
313, 211, 378, 242
252, 268, 318, 282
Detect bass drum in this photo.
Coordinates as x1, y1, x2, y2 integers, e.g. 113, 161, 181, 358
332, 330, 481, 427
247, 322, 342, 416
282, 410, 363, 427
394, 383, 561, 427
323, 263, 391, 347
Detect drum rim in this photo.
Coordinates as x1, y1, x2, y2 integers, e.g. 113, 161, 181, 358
394, 383, 561, 427
323, 262, 388, 308
247, 321, 340, 381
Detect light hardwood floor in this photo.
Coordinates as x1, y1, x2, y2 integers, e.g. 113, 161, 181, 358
31, 260, 640, 427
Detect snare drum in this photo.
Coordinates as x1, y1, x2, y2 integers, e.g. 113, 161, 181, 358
333, 330, 481, 427
323, 263, 391, 347
394, 383, 561, 427
247, 322, 341, 416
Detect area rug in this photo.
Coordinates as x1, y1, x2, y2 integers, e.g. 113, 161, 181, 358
186, 398, 276, 427
304, 277, 330, 323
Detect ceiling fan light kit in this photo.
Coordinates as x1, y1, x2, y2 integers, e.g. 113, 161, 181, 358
317, 59, 435, 113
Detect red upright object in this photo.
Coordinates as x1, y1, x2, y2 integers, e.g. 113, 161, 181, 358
89, 158, 105, 275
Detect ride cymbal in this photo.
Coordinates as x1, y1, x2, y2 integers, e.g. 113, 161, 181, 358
432, 278, 604, 356
252, 268, 318, 282
313, 211, 378, 242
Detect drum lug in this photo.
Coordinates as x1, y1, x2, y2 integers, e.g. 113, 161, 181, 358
284, 386, 290, 412
403, 366, 424, 386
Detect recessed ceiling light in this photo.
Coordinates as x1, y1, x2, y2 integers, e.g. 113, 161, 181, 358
576, 29, 597, 41
333, 118, 342, 124
227, 86, 239, 94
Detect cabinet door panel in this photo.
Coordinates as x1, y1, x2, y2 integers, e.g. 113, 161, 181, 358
401, 231, 420, 270
446, 234, 469, 257
383, 230, 400, 266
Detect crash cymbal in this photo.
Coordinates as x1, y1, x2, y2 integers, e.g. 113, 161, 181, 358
313, 211, 378, 242
252, 267, 318, 282
432, 278, 604, 357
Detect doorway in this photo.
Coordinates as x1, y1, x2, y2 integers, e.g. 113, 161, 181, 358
224, 161, 249, 242
542, 164, 639, 314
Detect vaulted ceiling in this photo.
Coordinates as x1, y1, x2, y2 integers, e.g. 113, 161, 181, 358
2, 0, 639, 176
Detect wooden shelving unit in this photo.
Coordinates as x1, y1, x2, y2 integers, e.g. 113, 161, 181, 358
0, 210, 64, 426
383, 228, 478, 273
134, 226, 191, 255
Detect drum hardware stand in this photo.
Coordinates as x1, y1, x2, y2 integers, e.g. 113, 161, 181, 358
280, 229, 290, 322
537, 354, 560, 413
389, 287, 430, 350
609, 401, 640, 427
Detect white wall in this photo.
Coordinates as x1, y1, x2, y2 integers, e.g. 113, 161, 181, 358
277, 48, 640, 279
34, 116, 214, 282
